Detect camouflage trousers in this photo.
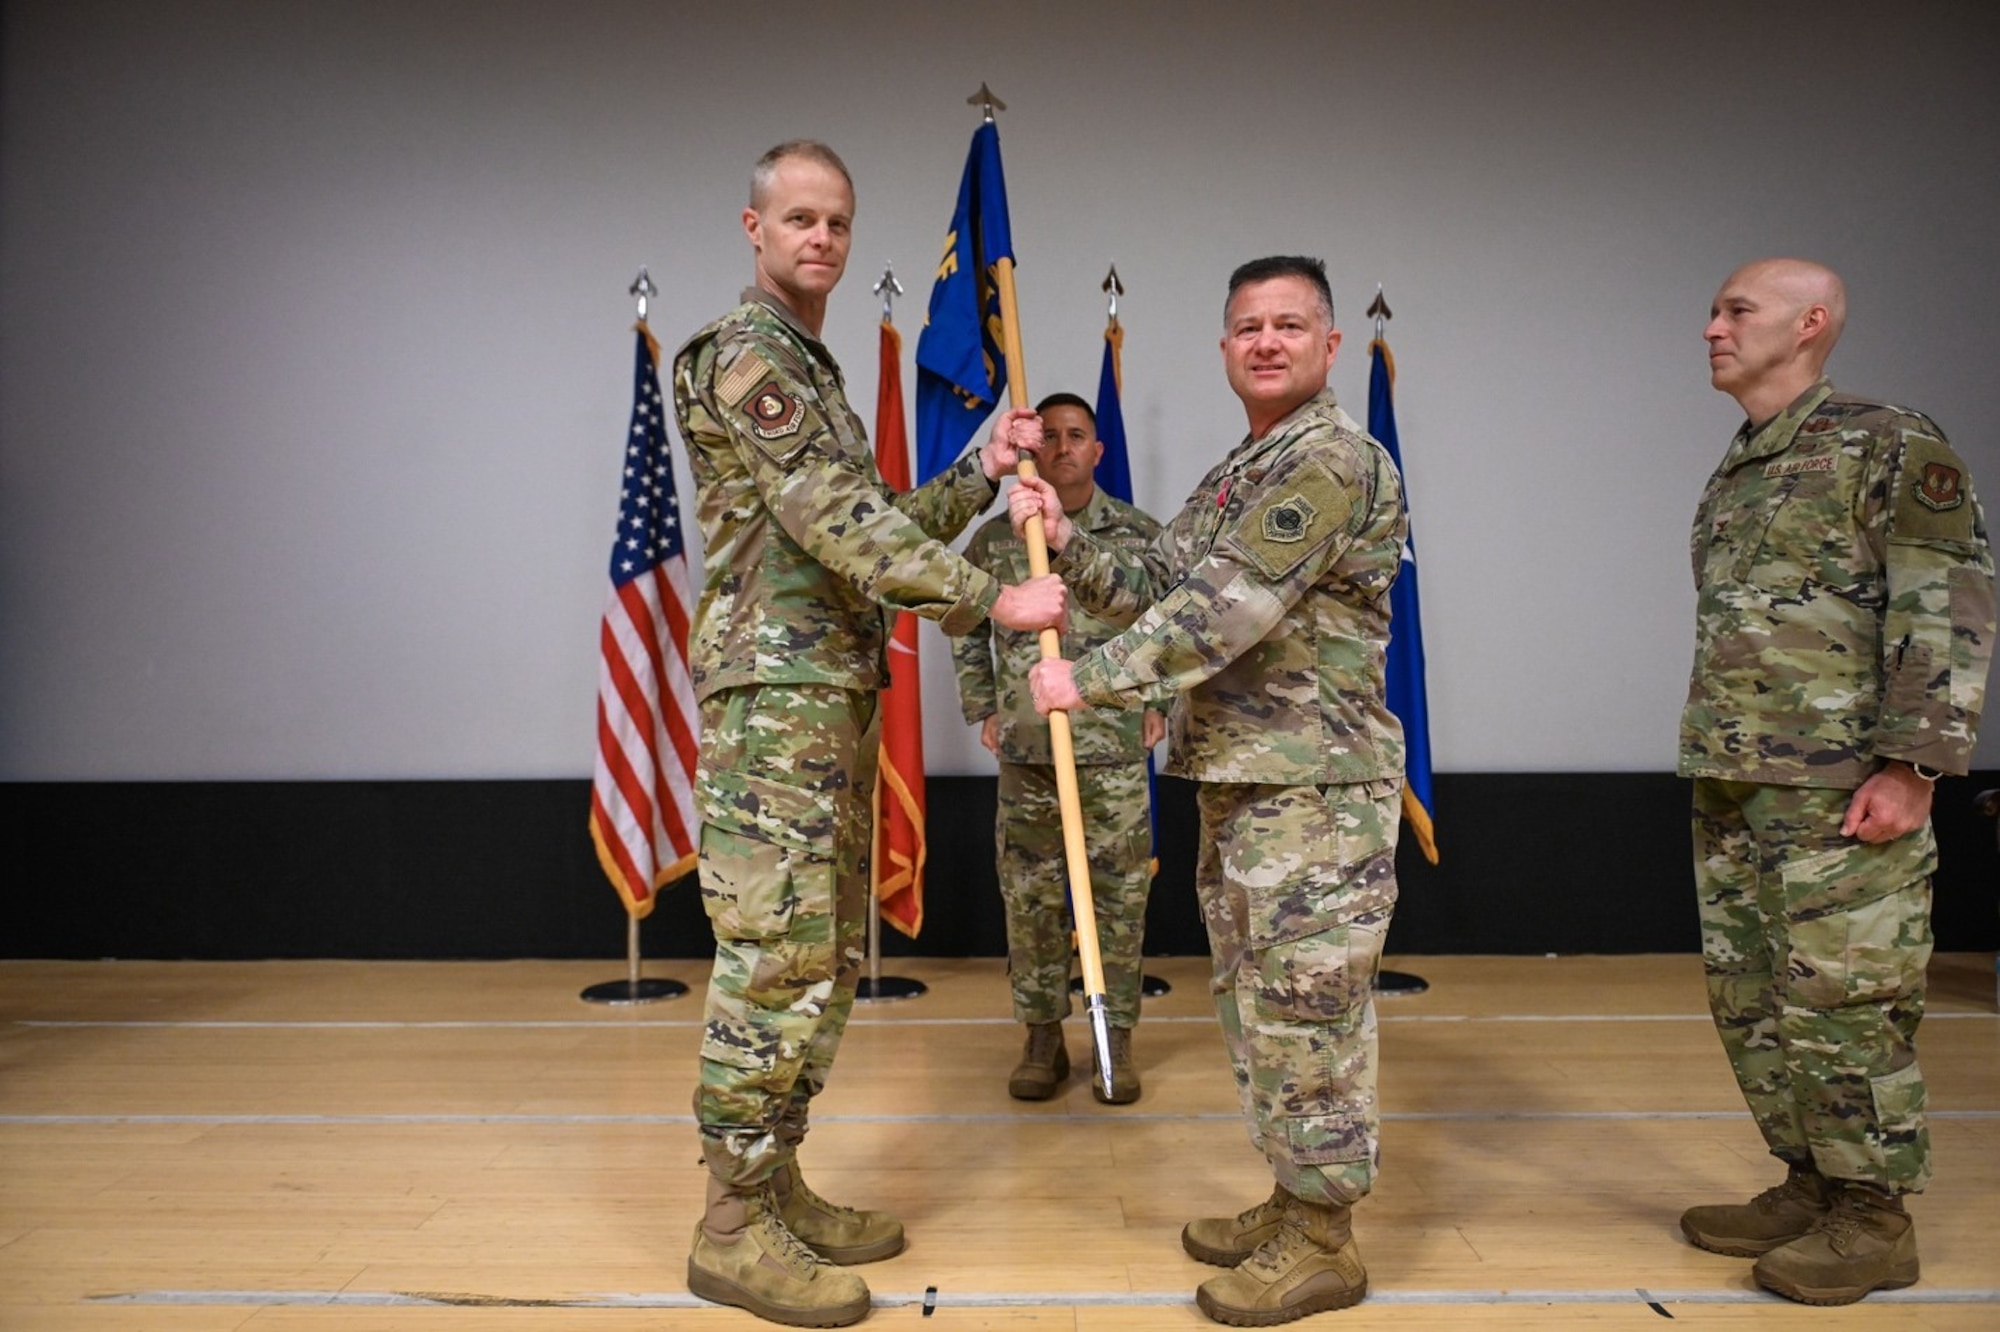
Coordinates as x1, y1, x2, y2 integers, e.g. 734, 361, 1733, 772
1196, 779, 1401, 1207
692, 684, 878, 1187
1692, 778, 1936, 1193
996, 758, 1154, 1027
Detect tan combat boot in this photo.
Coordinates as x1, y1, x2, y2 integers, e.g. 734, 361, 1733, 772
1091, 1025, 1141, 1104
1680, 1161, 1830, 1256
686, 1175, 870, 1327
1194, 1193, 1367, 1325
1008, 1021, 1068, 1100
1752, 1181, 1919, 1305
771, 1158, 906, 1264
1183, 1185, 1289, 1266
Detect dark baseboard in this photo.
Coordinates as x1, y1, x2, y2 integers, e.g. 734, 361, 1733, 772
7, 772, 1996, 960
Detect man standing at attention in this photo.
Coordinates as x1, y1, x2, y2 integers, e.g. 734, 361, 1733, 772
951, 391, 1164, 1104
1677, 258, 1993, 1305
672, 140, 1064, 1327
1013, 257, 1406, 1325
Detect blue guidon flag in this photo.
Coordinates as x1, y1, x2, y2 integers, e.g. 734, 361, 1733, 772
1369, 335, 1439, 864
915, 121, 1015, 481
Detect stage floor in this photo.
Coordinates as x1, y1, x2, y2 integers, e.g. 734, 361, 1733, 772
2, 953, 1995, 1329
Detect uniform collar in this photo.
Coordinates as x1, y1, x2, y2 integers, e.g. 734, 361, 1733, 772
1725, 378, 1834, 469
1234, 387, 1338, 469
739, 286, 836, 366
1067, 485, 1116, 532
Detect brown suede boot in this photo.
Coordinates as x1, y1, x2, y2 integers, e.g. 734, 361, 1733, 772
1182, 1186, 1289, 1267
1091, 1025, 1141, 1104
1194, 1193, 1367, 1325
686, 1175, 870, 1327
1680, 1161, 1830, 1256
1752, 1182, 1919, 1306
1008, 1021, 1068, 1100
771, 1159, 905, 1265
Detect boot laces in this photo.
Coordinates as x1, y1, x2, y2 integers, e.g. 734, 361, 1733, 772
793, 1175, 862, 1222
1025, 1024, 1063, 1062
1240, 1213, 1314, 1278
749, 1194, 828, 1271
1803, 1190, 1875, 1252
1752, 1174, 1815, 1213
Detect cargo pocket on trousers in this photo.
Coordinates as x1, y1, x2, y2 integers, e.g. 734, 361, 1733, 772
1869, 1061, 1927, 1144
698, 773, 836, 943
1781, 842, 1931, 1010
1256, 919, 1385, 1023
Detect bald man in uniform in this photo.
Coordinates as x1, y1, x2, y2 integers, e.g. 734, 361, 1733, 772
1676, 258, 1994, 1305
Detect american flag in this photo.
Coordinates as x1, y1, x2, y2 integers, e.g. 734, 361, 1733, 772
589, 324, 699, 916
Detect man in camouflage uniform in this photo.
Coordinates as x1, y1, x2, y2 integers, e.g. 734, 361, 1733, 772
1015, 257, 1405, 1325
1677, 258, 1994, 1305
671, 140, 1065, 1327
951, 392, 1165, 1104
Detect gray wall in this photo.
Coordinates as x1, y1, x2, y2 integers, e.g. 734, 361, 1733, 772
4, 0, 1997, 781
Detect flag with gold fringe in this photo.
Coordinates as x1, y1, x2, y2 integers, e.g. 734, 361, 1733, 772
589, 322, 700, 914
1368, 334, 1439, 863
871, 318, 927, 936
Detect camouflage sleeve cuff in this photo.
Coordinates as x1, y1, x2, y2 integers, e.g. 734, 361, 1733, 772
938, 567, 1002, 637
1070, 648, 1140, 710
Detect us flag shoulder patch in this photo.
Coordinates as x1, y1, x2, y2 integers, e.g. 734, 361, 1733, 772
715, 350, 770, 408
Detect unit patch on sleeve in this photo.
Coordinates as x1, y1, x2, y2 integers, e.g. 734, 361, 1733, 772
1915, 461, 1963, 512
1891, 434, 1978, 544
744, 382, 805, 440
1227, 457, 1355, 581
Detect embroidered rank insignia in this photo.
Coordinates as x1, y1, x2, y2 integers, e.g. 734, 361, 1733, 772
1915, 461, 1963, 512
745, 382, 805, 440
1261, 495, 1317, 543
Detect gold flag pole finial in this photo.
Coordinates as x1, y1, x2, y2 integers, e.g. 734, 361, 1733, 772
1102, 264, 1124, 328
967, 82, 1006, 123
872, 263, 904, 323
1367, 285, 1392, 341
629, 266, 659, 323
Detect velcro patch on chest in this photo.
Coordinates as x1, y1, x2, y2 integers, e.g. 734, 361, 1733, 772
1893, 436, 1978, 543
1227, 457, 1354, 581
1764, 456, 1836, 479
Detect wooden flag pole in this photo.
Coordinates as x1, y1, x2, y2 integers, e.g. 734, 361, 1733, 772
991, 251, 1118, 1099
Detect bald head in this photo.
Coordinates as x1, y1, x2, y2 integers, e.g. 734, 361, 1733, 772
1728, 258, 1847, 365
1706, 258, 1849, 420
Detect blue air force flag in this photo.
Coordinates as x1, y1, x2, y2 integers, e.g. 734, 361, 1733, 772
914, 121, 1015, 482
1369, 337, 1439, 864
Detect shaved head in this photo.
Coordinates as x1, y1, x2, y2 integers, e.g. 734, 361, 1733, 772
1706, 258, 1850, 420
1726, 258, 1848, 365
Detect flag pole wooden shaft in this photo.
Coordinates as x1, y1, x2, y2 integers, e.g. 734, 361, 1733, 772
993, 256, 1116, 1095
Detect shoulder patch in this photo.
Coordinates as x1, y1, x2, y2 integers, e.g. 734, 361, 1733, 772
1892, 434, 1978, 544
743, 382, 805, 440
1227, 457, 1354, 581
714, 349, 771, 408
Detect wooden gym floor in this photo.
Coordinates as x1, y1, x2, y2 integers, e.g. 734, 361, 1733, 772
1, 953, 1995, 1330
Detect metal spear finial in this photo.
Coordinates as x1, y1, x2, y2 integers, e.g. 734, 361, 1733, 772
1366, 285, 1392, 340
630, 266, 659, 323
872, 263, 904, 322
967, 82, 1006, 122
1102, 264, 1125, 326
